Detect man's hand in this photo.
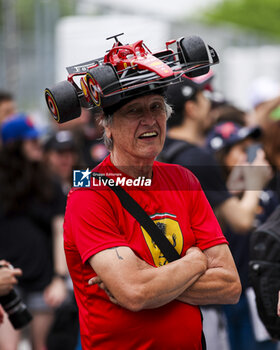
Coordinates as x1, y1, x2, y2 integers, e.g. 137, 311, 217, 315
184, 246, 208, 268
89, 276, 118, 305
0, 261, 22, 297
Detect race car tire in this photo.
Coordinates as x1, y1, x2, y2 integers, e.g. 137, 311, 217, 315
86, 64, 121, 108
45, 81, 81, 123
178, 35, 210, 78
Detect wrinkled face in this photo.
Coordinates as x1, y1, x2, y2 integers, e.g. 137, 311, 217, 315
105, 94, 167, 164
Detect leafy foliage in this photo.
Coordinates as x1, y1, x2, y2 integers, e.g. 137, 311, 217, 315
201, 0, 280, 39
0, 0, 76, 32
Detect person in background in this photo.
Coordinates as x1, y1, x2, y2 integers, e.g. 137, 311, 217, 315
77, 108, 109, 168
0, 261, 22, 297
162, 74, 271, 350
246, 76, 280, 129
43, 130, 82, 350
210, 103, 247, 127
44, 130, 80, 195
51, 108, 108, 168
164, 74, 269, 233
207, 121, 277, 350
263, 122, 280, 330
0, 260, 22, 325
262, 120, 280, 200
0, 114, 68, 350
0, 91, 16, 125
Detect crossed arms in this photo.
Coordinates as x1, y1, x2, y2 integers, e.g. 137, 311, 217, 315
88, 243, 241, 312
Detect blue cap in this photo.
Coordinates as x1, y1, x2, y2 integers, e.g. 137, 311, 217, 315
1, 114, 40, 145
207, 122, 261, 152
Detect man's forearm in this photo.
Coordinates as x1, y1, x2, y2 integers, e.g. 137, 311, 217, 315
139, 257, 205, 309
89, 246, 207, 311
176, 265, 241, 305
176, 244, 242, 305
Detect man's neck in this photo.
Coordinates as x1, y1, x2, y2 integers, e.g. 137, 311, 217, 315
168, 122, 205, 146
110, 153, 153, 179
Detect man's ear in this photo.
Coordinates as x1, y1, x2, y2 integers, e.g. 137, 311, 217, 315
105, 127, 112, 139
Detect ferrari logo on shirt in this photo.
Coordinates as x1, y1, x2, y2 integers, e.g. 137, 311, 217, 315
141, 213, 183, 267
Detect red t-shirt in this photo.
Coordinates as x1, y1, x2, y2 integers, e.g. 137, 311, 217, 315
64, 155, 227, 350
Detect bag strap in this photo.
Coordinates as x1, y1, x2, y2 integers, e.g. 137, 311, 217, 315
92, 173, 180, 263
92, 172, 207, 349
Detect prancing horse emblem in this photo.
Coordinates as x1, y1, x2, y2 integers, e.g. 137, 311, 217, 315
141, 215, 183, 267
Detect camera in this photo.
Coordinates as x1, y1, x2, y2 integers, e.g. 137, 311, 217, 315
0, 289, 32, 329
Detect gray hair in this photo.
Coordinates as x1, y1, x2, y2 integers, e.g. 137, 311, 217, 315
100, 101, 173, 151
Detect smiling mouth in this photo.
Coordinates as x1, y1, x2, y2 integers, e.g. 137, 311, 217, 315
138, 131, 158, 139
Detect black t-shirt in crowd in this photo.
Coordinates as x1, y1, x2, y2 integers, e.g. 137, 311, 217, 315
0, 181, 66, 292
161, 137, 231, 209
223, 189, 279, 290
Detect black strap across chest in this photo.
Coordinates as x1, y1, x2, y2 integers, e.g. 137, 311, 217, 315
92, 173, 180, 263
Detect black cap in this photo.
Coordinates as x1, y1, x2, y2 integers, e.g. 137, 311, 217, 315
44, 130, 76, 152
103, 87, 166, 116
166, 70, 214, 117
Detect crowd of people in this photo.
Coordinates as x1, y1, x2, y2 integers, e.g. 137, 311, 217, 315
0, 63, 280, 349
0, 93, 107, 350
162, 73, 280, 350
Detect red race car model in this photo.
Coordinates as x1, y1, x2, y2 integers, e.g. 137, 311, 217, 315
45, 33, 219, 123
104, 38, 174, 78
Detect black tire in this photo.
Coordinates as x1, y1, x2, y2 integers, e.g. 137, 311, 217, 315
178, 36, 210, 78
86, 64, 121, 108
45, 81, 81, 123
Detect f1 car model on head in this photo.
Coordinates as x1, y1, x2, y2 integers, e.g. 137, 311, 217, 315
45, 33, 219, 123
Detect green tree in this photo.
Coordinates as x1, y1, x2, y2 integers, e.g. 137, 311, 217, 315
201, 0, 280, 39
0, 0, 76, 32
